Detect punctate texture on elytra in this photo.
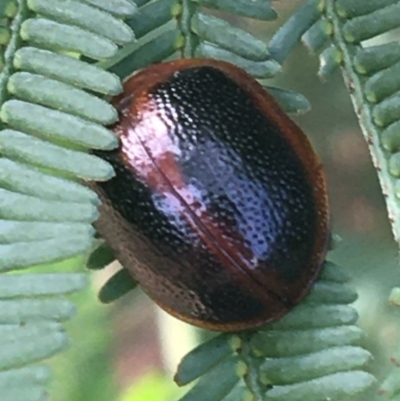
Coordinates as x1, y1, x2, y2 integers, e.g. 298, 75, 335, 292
92, 58, 330, 332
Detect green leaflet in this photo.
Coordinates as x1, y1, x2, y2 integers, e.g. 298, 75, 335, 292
354, 42, 400, 75
20, 18, 118, 60
80, 0, 137, 17
0, 298, 77, 324
175, 334, 241, 386
8, 72, 118, 125
380, 369, 400, 398
305, 280, 358, 304
195, 42, 281, 78
301, 18, 332, 53
178, 355, 242, 401
198, 0, 277, 21
265, 87, 311, 115
107, 28, 180, 79
192, 13, 270, 61
220, 380, 251, 401
0, 188, 98, 222
0, 107, 117, 150
0, 236, 94, 271
27, 0, 134, 44
0, 133, 115, 180
14, 47, 122, 95
270, 0, 342, 81
343, 2, 400, 43
0, 221, 95, 243
265, 304, 358, 330
2, 387, 46, 401
373, 96, 400, 128
252, 326, 365, 357
390, 153, 400, 178
318, 44, 342, 80
335, 0, 399, 19
98, 268, 137, 303
382, 121, 400, 152
269, 0, 323, 63
125, 0, 176, 40
0, 324, 69, 369
0, 158, 99, 203
0, 365, 51, 390
261, 346, 371, 385
381, 291, 400, 399
86, 242, 116, 270
0, 1, 17, 18
0, 273, 88, 298
266, 371, 376, 401
365, 61, 400, 103
389, 287, 400, 306
0, 26, 11, 46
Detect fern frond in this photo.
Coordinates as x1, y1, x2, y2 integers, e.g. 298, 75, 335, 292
175, 263, 375, 401
0, 0, 136, 398
326, 0, 400, 244
271, 0, 400, 246
267, 2, 400, 399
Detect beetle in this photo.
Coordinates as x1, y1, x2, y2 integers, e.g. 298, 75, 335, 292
92, 58, 330, 332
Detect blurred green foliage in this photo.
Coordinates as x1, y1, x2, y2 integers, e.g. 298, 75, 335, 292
119, 372, 183, 401
50, 285, 117, 401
